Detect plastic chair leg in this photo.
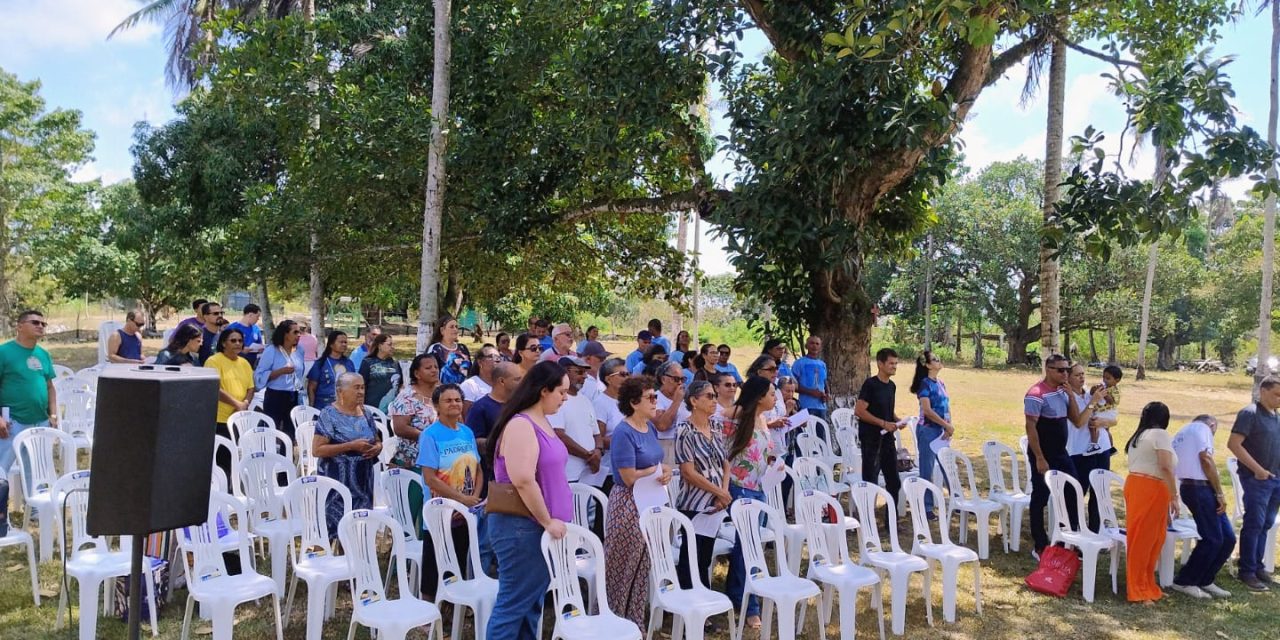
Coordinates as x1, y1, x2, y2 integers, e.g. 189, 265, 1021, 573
145, 573, 161, 636
271, 595, 285, 640
888, 572, 909, 636
760, 598, 775, 640
25, 538, 39, 606
973, 562, 982, 614
306, 581, 327, 640
1266, 527, 1278, 573
959, 512, 970, 544
78, 578, 101, 640
270, 542, 287, 597
210, 603, 236, 640
837, 588, 856, 640
1081, 549, 1099, 603
1159, 537, 1177, 587
1010, 504, 1025, 552
976, 514, 991, 560
774, 600, 800, 640
940, 562, 960, 623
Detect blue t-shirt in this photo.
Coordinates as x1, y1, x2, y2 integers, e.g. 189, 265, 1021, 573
416, 421, 482, 501
610, 420, 663, 486
539, 335, 553, 350
306, 356, 356, 410
651, 335, 672, 356
226, 322, 263, 367
715, 363, 743, 384
349, 344, 369, 372
625, 349, 645, 373
464, 394, 504, 439
777, 361, 793, 380
791, 356, 828, 411
916, 377, 951, 428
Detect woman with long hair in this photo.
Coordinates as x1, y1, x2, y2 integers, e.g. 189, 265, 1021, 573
387, 354, 441, 532
204, 328, 254, 479
723, 376, 780, 629
693, 343, 720, 383
254, 319, 306, 441
427, 314, 472, 385
156, 324, 202, 366
604, 375, 670, 629
634, 343, 669, 376
673, 380, 730, 592
910, 349, 954, 518
359, 332, 402, 412
485, 361, 573, 640
1124, 401, 1178, 603
670, 330, 692, 365
512, 333, 541, 375
306, 330, 354, 410
711, 372, 738, 420
761, 338, 792, 379
495, 332, 514, 362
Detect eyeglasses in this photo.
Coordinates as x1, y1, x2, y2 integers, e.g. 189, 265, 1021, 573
697, 392, 717, 400
608, 371, 629, 379
760, 366, 778, 373
25, 319, 47, 327
525, 344, 542, 352
663, 374, 683, 381
642, 393, 659, 402
227, 337, 243, 343
207, 311, 224, 316
718, 350, 730, 355
1050, 367, 1071, 373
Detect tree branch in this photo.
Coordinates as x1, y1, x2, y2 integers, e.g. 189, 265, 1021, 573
1050, 27, 1140, 68
740, 0, 803, 63
986, 27, 1052, 86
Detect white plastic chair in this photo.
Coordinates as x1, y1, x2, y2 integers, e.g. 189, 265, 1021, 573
213, 435, 248, 504
227, 410, 276, 444
380, 468, 426, 595
891, 418, 920, 517
291, 405, 321, 434
796, 489, 884, 640
53, 470, 161, 639
52, 364, 76, 379
569, 483, 609, 611
239, 425, 295, 462
56, 386, 95, 449
799, 418, 840, 470
760, 464, 807, 575
542, 522, 642, 640
902, 477, 981, 623
0, 525, 39, 606
1228, 457, 1278, 573
296, 421, 318, 476
97, 320, 122, 365
339, 509, 443, 640
424, 497, 499, 640
830, 408, 856, 433
1016, 436, 1035, 495
637, 506, 736, 640
1163, 501, 1200, 586
848, 481, 932, 636
937, 448, 1002, 559
364, 405, 393, 442
239, 451, 298, 596
794, 456, 850, 501
14, 426, 78, 561
1089, 469, 1196, 589
834, 425, 862, 479
1047, 470, 1120, 602
981, 441, 1031, 552
282, 475, 353, 640
178, 491, 284, 640
728, 498, 820, 640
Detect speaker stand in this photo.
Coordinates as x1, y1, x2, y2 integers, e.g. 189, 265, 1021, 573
128, 535, 143, 640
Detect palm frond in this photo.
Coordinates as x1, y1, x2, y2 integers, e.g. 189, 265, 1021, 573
108, 0, 183, 40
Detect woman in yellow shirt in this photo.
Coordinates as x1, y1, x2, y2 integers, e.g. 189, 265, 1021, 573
205, 328, 256, 479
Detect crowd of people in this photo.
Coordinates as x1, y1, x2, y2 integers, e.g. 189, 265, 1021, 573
2, 305, 1280, 636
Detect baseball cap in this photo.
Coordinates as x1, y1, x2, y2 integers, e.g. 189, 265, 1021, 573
558, 355, 589, 369
579, 341, 611, 358
638, 330, 654, 341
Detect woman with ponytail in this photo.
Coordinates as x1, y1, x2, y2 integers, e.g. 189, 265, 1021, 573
1123, 401, 1178, 603
910, 350, 954, 518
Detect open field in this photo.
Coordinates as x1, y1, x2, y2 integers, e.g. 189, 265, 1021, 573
1, 343, 1274, 638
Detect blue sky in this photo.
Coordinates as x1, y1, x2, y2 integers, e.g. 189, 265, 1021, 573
1, 2, 1273, 274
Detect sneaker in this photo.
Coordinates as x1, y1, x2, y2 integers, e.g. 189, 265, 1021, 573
1085, 443, 1102, 454
1171, 584, 1211, 599
1202, 584, 1232, 598
1257, 570, 1275, 585
926, 512, 938, 522
1240, 575, 1270, 592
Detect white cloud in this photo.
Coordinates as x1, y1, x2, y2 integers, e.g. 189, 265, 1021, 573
0, 0, 160, 57
71, 161, 130, 185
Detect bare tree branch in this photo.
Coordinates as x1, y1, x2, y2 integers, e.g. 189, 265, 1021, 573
740, 0, 803, 63
987, 27, 1053, 86
1049, 27, 1141, 68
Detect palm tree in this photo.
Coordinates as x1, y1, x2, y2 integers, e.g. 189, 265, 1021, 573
109, 0, 295, 91
1040, 25, 1067, 358
1256, 0, 1278, 382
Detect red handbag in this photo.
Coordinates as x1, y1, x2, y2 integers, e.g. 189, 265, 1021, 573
1025, 545, 1080, 597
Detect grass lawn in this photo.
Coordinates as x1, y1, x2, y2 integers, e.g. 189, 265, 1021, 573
3, 344, 1275, 638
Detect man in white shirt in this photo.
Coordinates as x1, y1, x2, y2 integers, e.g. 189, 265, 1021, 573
460, 344, 499, 414
653, 361, 690, 467
550, 356, 602, 483
539, 323, 576, 362
578, 340, 611, 402
1170, 414, 1235, 599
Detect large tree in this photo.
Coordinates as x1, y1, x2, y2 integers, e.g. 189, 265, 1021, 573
0, 69, 95, 334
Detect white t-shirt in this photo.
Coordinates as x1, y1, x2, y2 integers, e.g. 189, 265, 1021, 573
1090, 407, 1116, 455
1066, 392, 1093, 456
655, 391, 691, 441
549, 393, 599, 482
581, 374, 602, 403
1172, 421, 1214, 481
590, 392, 627, 483
459, 376, 493, 403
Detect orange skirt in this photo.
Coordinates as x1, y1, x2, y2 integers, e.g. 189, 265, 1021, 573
1123, 473, 1170, 602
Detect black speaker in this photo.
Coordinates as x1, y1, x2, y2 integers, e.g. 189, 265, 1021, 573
87, 365, 221, 536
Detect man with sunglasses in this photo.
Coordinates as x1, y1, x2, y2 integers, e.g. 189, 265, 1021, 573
539, 323, 577, 362
195, 301, 226, 365
714, 344, 743, 384
1024, 353, 1088, 558
0, 310, 59, 536
654, 361, 691, 466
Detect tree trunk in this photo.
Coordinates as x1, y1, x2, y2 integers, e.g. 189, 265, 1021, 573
1088, 328, 1098, 363
1157, 335, 1177, 371
691, 213, 701, 346
1006, 332, 1031, 366
0, 199, 10, 338
1257, 0, 1279, 383
309, 231, 325, 336
258, 275, 274, 331
955, 306, 962, 357
1135, 147, 1170, 380
674, 210, 688, 335
1108, 327, 1117, 364
973, 316, 984, 369
1039, 27, 1067, 357
811, 266, 872, 400
417, 0, 453, 353
923, 234, 933, 349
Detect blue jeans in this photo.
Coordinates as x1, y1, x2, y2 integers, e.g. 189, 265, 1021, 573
1175, 482, 1236, 587
486, 514, 549, 640
915, 424, 945, 513
726, 484, 766, 617
1238, 474, 1280, 578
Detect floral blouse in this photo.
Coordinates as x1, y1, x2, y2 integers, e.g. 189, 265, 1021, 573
721, 416, 778, 492
388, 386, 438, 468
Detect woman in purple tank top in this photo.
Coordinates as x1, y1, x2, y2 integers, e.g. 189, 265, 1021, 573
484, 361, 573, 640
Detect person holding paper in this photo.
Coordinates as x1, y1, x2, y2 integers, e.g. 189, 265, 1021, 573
910, 349, 953, 519
674, 381, 731, 594
722, 376, 781, 630
605, 375, 670, 629
856, 348, 902, 523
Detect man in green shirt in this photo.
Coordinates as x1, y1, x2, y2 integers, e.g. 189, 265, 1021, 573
0, 310, 58, 536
